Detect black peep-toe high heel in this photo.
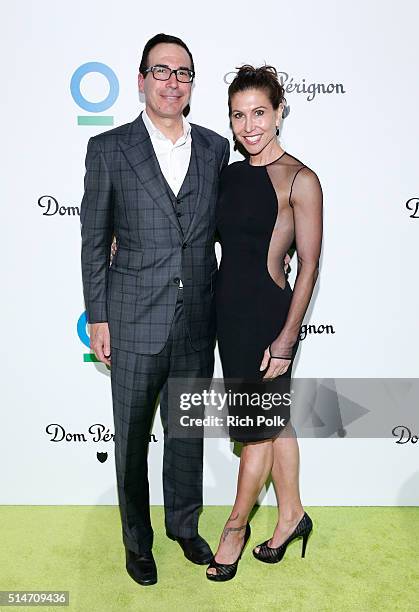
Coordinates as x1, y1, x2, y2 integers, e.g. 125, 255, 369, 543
253, 512, 312, 564
206, 523, 251, 582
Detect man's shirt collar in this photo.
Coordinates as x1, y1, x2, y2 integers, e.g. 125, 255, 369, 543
142, 110, 191, 146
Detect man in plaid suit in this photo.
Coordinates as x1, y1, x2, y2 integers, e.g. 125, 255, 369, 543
80, 33, 230, 585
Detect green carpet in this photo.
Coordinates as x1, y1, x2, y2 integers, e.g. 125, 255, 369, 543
1, 506, 418, 611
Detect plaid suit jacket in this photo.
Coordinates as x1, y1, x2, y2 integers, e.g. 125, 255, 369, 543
80, 112, 230, 354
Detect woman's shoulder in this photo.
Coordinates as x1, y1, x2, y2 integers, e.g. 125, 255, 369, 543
225, 158, 248, 170
278, 153, 320, 183
221, 158, 249, 175
220, 159, 248, 181
274, 151, 320, 187
282, 154, 322, 206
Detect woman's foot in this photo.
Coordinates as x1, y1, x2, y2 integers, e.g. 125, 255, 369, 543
206, 516, 248, 577
206, 522, 251, 581
253, 509, 304, 555
253, 512, 312, 563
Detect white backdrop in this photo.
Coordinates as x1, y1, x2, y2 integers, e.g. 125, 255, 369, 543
2, 0, 419, 505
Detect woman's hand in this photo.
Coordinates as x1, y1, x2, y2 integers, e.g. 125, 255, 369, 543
284, 252, 291, 273
259, 346, 291, 379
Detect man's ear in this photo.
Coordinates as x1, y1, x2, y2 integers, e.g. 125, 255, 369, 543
138, 72, 145, 94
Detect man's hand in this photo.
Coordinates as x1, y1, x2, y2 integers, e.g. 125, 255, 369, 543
90, 322, 111, 367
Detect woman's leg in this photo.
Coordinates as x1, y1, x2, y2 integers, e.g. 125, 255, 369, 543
254, 423, 304, 552
207, 439, 273, 574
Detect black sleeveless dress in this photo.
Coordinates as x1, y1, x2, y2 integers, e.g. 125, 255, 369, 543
215, 152, 319, 442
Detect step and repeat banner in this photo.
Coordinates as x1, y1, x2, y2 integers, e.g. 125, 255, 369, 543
2, 0, 418, 505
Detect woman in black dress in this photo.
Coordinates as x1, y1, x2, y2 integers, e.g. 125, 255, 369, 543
206, 66, 323, 581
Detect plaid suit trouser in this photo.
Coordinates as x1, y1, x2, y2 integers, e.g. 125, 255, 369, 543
110, 290, 214, 554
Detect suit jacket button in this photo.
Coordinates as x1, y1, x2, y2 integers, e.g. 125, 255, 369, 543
176, 211, 182, 217
182, 243, 188, 249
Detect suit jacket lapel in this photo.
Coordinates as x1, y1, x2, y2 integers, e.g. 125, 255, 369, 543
119, 112, 182, 235
184, 126, 216, 241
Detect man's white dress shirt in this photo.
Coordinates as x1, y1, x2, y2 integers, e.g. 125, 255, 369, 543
142, 110, 191, 196
141, 111, 192, 288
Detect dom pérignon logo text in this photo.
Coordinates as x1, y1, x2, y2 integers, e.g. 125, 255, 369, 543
224, 70, 346, 102
45, 423, 158, 444
392, 425, 418, 444
406, 198, 419, 218
38, 195, 80, 217
300, 323, 335, 341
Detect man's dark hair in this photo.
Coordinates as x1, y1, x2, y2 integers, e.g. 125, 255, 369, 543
139, 33, 195, 76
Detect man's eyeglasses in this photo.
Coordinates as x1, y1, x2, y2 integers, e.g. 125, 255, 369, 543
144, 65, 195, 83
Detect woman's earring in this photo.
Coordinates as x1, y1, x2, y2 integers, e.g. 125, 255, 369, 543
275, 126, 279, 136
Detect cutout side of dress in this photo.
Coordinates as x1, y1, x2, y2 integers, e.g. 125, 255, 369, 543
266, 153, 306, 290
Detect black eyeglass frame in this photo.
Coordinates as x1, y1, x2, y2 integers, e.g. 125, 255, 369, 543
143, 64, 195, 83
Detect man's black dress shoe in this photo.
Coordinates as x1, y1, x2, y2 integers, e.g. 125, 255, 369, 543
167, 532, 213, 565
125, 548, 157, 586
